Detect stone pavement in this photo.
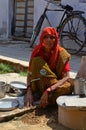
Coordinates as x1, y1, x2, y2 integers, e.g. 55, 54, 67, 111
0, 39, 85, 78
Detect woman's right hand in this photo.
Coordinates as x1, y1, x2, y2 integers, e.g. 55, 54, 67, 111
24, 87, 33, 107
40, 90, 49, 108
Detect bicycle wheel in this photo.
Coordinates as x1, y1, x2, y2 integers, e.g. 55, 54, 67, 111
59, 14, 86, 54
29, 15, 45, 47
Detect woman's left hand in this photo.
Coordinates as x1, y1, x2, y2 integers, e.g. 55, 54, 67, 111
40, 91, 48, 108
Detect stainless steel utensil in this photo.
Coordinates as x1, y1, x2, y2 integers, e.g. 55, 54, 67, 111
9, 81, 27, 97
74, 77, 86, 97
0, 81, 6, 98
0, 98, 19, 111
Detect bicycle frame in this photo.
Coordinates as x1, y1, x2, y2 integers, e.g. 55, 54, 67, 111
46, 8, 66, 29
42, 5, 85, 35
39, 0, 84, 31
36, 0, 66, 28
30, 0, 86, 52
30, 2, 72, 47
39, 3, 73, 33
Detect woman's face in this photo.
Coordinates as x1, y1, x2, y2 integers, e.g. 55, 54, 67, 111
43, 34, 55, 51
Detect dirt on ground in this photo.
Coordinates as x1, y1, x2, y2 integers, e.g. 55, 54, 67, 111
0, 105, 72, 130
21, 105, 58, 125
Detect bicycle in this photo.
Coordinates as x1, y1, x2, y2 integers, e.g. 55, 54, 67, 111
29, 0, 86, 54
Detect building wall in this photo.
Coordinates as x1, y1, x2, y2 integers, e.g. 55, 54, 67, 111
34, 0, 86, 41
62, 0, 86, 18
34, 0, 86, 27
0, 0, 9, 39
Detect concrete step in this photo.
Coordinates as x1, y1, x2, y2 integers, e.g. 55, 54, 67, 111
0, 56, 28, 72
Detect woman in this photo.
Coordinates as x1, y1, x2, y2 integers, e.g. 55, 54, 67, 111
24, 27, 73, 108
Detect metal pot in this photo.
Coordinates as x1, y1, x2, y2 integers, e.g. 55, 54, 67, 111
9, 81, 27, 97
0, 81, 7, 98
74, 77, 86, 97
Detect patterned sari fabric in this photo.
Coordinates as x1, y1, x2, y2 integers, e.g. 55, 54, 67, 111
28, 50, 72, 104
28, 27, 73, 104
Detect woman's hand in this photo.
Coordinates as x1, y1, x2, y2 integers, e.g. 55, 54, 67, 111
40, 91, 48, 108
24, 87, 33, 107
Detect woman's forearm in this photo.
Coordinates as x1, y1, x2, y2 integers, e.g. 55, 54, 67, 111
46, 76, 69, 92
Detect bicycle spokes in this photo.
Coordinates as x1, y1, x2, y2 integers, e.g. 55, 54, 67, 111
60, 15, 86, 54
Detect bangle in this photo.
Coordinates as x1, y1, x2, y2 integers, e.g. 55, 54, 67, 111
45, 89, 49, 94
27, 85, 31, 91
45, 87, 52, 93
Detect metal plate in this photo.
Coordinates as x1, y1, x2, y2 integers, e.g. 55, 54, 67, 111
0, 98, 19, 111
10, 81, 26, 89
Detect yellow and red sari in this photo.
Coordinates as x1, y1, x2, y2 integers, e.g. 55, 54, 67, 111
28, 27, 73, 104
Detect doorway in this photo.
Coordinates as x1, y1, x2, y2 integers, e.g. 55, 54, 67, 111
11, 0, 34, 40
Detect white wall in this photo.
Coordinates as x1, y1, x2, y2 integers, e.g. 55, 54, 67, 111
34, 0, 86, 43
34, 0, 86, 27
34, 0, 64, 43
62, 0, 86, 17
0, 0, 9, 39
34, 0, 63, 28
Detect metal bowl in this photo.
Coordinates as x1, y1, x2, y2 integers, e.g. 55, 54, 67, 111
0, 98, 19, 111
9, 81, 27, 97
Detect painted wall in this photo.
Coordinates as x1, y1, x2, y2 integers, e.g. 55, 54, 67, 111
0, 0, 13, 40
62, 0, 86, 18
0, 0, 8, 39
34, 0, 86, 42
34, 0, 86, 28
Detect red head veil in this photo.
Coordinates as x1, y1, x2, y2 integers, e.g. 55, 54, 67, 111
30, 27, 63, 70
